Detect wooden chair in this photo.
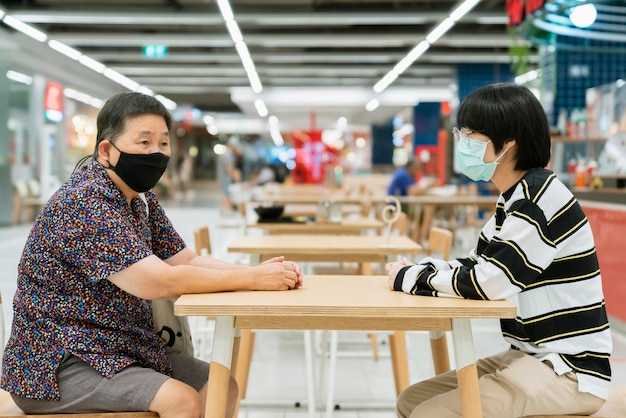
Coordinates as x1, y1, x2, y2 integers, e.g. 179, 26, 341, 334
423, 226, 454, 376
0, 292, 158, 418
193, 225, 212, 256
368, 224, 452, 366
522, 386, 626, 417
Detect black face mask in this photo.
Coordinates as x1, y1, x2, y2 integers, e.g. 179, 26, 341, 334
106, 141, 170, 193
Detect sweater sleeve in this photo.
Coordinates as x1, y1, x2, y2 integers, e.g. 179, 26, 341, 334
393, 199, 559, 300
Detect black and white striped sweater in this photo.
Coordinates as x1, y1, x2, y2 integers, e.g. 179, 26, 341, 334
394, 167, 612, 399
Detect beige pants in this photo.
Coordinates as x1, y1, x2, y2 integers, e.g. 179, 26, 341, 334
396, 349, 605, 418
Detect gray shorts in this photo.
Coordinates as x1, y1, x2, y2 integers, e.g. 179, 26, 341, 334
11, 347, 210, 414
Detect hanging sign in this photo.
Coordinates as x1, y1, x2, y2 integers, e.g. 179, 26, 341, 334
506, 0, 544, 27
44, 82, 64, 122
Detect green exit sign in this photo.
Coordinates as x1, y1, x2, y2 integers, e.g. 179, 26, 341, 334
143, 44, 168, 58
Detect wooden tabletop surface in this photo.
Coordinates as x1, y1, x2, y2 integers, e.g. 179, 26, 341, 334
227, 234, 422, 258
174, 275, 517, 330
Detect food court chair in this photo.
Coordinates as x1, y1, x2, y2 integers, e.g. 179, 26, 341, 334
373, 225, 454, 381
423, 226, 454, 376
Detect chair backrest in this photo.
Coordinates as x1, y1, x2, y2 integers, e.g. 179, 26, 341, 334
27, 179, 41, 198
12, 181, 29, 199
426, 227, 453, 260
392, 212, 408, 236
193, 226, 212, 256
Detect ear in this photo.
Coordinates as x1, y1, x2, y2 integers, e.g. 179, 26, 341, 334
97, 139, 113, 162
504, 138, 517, 151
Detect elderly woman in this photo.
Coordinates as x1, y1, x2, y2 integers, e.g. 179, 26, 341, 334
2, 92, 303, 418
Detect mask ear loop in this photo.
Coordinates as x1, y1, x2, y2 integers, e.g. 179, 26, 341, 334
98, 139, 119, 171
493, 138, 516, 164
493, 147, 509, 163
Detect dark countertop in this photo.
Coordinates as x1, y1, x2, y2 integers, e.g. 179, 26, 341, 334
574, 188, 626, 205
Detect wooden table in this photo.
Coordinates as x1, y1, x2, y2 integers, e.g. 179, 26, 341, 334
395, 194, 499, 244
174, 275, 517, 418
247, 217, 384, 235
256, 194, 498, 244
227, 233, 423, 414
227, 234, 422, 266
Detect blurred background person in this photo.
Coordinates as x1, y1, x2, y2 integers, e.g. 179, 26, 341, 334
216, 136, 242, 216
387, 159, 432, 197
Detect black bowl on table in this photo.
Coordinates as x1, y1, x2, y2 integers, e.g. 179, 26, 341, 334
254, 205, 285, 220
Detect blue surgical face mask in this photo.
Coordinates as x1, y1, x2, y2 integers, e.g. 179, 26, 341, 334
455, 132, 508, 182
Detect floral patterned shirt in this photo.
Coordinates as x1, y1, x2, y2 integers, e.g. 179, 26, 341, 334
1, 159, 186, 400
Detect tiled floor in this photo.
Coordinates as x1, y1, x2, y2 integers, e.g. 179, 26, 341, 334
1, 180, 625, 418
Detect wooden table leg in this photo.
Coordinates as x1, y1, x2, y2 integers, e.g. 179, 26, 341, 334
429, 330, 451, 375
206, 316, 236, 418
388, 331, 409, 396
235, 329, 255, 399
230, 329, 242, 418
451, 318, 482, 418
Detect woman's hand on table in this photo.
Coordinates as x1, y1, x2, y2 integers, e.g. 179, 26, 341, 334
253, 256, 303, 290
385, 257, 415, 290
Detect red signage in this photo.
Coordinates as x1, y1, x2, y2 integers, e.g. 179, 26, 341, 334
44, 82, 64, 112
525, 0, 544, 15
506, 0, 544, 27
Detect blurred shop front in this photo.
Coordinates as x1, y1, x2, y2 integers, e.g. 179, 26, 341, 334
1, 64, 109, 226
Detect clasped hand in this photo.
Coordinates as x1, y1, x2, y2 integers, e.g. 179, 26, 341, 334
385, 256, 415, 290
253, 256, 303, 290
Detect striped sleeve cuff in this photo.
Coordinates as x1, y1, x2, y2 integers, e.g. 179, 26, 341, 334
393, 264, 428, 293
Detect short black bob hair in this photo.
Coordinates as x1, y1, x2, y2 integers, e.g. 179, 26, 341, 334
456, 83, 551, 171
93, 92, 173, 157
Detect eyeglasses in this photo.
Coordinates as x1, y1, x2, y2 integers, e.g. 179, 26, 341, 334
452, 127, 474, 146
452, 127, 489, 148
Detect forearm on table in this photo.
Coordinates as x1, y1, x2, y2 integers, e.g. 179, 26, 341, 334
188, 254, 251, 270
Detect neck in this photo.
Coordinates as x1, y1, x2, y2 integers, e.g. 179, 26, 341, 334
97, 156, 139, 205
491, 162, 528, 193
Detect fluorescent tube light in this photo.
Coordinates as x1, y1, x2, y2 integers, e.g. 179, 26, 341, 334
450, 0, 482, 22
216, 0, 234, 21
268, 116, 284, 146
103, 68, 140, 91
48, 39, 82, 60
365, 98, 380, 112
394, 41, 430, 74
136, 86, 154, 96
78, 55, 106, 73
155, 95, 177, 111
6, 70, 33, 85
3, 15, 47, 42
373, 71, 399, 94
426, 18, 455, 44
254, 98, 269, 117
226, 20, 243, 43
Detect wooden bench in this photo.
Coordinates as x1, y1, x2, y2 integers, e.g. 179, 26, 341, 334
523, 386, 626, 417
0, 390, 158, 417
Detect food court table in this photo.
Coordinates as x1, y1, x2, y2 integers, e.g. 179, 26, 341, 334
174, 275, 517, 418
227, 233, 423, 414
247, 217, 384, 235
227, 234, 422, 266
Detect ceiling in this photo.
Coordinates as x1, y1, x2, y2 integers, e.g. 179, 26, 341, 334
0, 0, 532, 133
